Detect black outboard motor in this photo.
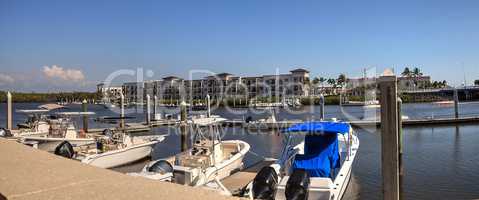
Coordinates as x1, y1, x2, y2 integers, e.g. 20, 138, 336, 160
245, 116, 253, 123
54, 141, 75, 159
285, 169, 310, 200
0, 128, 12, 137
252, 166, 278, 200
96, 140, 104, 153
147, 160, 173, 174
102, 129, 113, 138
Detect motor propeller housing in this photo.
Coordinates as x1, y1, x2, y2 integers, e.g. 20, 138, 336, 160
252, 166, 278, 200
148, 160, 173, 174
54, 141, 75, 159
0, 128, 12, 137
285, 169, 310, 200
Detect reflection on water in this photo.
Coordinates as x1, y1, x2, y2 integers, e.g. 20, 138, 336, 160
1, 103, 479, 199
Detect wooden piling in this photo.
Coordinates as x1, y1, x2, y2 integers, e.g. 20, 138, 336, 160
397, 98, 403, 199
379, 75, 400, 200
120, 93, 125, 129
6, 91, 12, 130
454, 88, 459, 119
146, 94, 151, 125
82, 99, 88, 132
319, 94, 325, 120
180, 101, 188, 152
153, 95, 158, 120
206, 94, 211, 117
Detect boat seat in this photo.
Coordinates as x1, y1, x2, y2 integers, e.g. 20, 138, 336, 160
177, 154, 211, 169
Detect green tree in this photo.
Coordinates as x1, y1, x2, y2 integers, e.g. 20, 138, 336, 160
337, 74, 347, 86
412, 67, 423, 77
312, 77, 320, 85
474, 79, 479, 86
319, 77, 326, 85
327, 78, 336, 87
402, 67, 411, 77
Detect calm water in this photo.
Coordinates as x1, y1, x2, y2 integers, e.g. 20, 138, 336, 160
1, 102, 479, 199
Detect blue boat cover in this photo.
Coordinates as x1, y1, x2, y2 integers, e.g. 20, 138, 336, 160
284, 121, 350, 135
285, 122, 349, 178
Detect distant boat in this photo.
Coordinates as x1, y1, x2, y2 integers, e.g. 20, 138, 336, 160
243, 109, 302, 131
13, 111, 97, 151
342, 100, 380, 108
433, 100, 454, 105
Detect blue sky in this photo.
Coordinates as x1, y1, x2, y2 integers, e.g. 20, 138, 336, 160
1, 0, 478, 92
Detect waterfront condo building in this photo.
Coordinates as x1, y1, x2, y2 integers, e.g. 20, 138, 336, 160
122, 68, 311, 103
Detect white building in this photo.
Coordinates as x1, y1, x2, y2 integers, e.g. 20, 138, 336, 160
125, 68, 311, 103
96, 83, 123, 102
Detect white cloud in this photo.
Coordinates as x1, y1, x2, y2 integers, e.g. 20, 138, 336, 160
0, 73, 14, 85
43, 65, 85, 82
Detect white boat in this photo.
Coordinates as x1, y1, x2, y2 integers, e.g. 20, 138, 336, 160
54, 131, 165, 169
243, 120, 359, 200
243, 109, 302, 131
130, 116, 250, 192
17, 112, 97, 151
342, 100, 379, 108
12, 109, 52, 137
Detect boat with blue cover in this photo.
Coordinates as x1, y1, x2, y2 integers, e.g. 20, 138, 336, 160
244, 120, 359, 200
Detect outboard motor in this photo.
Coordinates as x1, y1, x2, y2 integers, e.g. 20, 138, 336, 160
102, 129, 114, 139
285, 169, 310, 200
0, 128, 12, 137
102, 129, 113, 137
245, 116, 253, 123
54, 141, 75, 159
147, 160, 173, 174
96, 140, 104, 152
252, 166, 278, 200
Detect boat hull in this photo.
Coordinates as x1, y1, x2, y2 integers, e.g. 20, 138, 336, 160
21, 136, 96, 152
81, 141, 158, 169
183, 140, 250, 186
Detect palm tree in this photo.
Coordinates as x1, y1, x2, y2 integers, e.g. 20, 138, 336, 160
327, 78, 336, 88
312, 77, 320, 85
401, 67, 411, 77
412, 67, 423, 77
337, 74, 347, 87
319, 77, 326, 85
475, 79, 479, 86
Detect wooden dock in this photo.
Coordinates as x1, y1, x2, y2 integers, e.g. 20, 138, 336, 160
88, 120, 179, 134
224, 116, 479, 130
350, 116, 479, 128
222, 158, 276, 195
0, 138, 236, 200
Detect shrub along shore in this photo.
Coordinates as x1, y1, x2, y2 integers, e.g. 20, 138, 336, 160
0, 91, 98, 103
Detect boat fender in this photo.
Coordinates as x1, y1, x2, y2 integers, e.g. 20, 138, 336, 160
285, 169, 310, 200
54, 141, 75, 159
252, 166, 278, 200
0, 128, 12, 137
147, 160, 173, 174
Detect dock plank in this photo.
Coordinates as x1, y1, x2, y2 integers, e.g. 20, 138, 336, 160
222, 159, 276, 193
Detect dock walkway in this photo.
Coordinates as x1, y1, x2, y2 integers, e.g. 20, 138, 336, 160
222, 159, 276, 194
0, 139, 237, 200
